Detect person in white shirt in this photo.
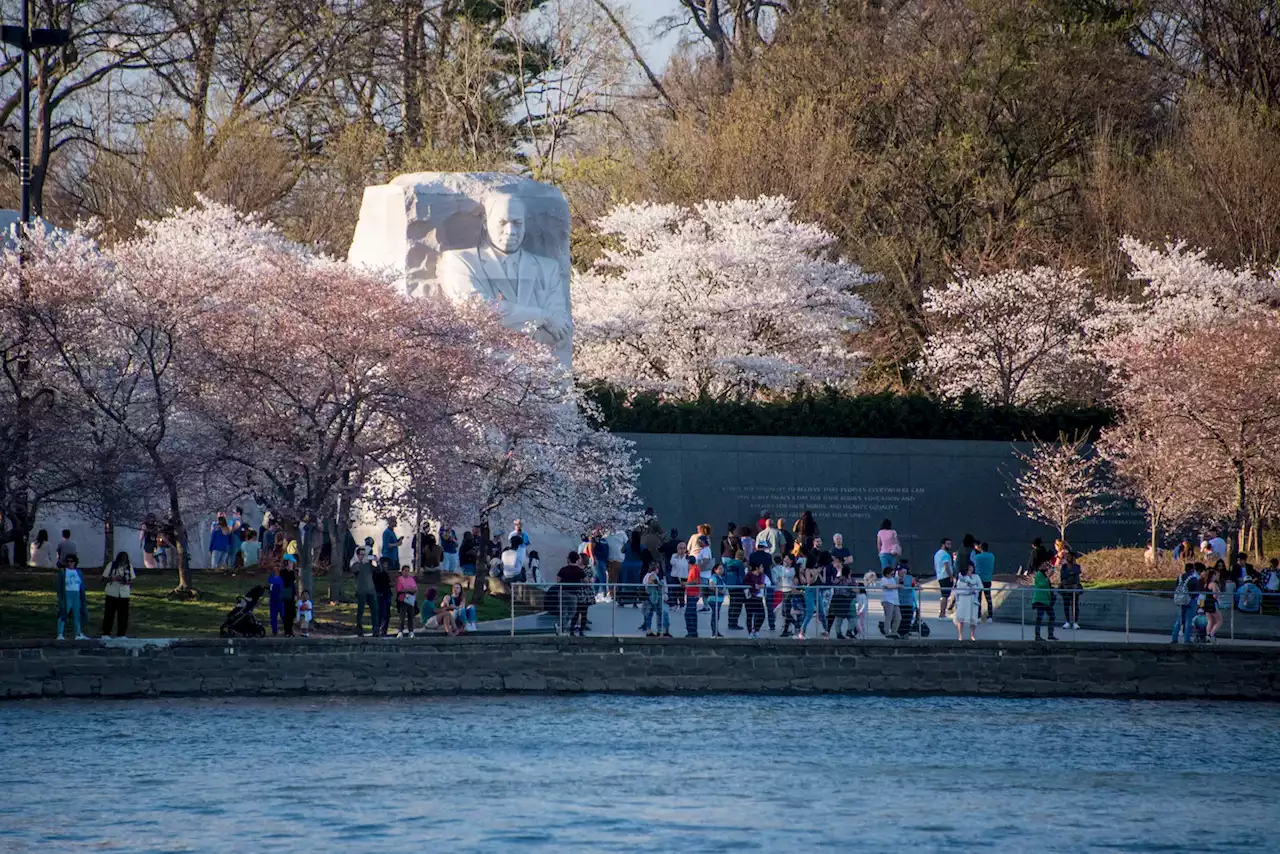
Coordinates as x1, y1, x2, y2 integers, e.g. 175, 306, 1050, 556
881, 568, 901, 637
508, 520, 530, 575
101, 551, 137, 638
1202, 532, 1228, 564
28, 529, 55, 568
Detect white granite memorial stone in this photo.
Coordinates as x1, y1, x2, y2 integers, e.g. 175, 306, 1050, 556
348, 173, 573, 365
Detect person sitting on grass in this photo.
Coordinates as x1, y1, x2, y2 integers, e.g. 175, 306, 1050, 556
441, 582, 477, 633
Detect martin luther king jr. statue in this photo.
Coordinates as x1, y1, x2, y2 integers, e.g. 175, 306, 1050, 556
347, 173, 574, 365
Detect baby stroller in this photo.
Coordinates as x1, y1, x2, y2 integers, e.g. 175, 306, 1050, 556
220, 585, 268, 637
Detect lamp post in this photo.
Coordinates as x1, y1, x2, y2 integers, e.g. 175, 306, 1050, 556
3, 0, 71, 228
1, 2, 69, 564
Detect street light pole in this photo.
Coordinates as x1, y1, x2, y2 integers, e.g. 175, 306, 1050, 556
3, 0, 71, 227
1, 3, 69, 564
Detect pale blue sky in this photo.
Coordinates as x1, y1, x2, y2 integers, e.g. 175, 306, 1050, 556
619, 0, 688, 71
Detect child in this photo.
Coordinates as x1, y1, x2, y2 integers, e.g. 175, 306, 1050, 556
858, 572, 877, 640
1192, 608, 1208, 644
706, 563, 727, 638
297, 590, 314, 638
395, 565, 418, 638
527, 550, 542, 585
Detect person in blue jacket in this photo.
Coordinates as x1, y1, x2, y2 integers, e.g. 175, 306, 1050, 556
56, 555, 90, 640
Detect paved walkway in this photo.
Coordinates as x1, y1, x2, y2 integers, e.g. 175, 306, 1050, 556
533, 586, 1278, 646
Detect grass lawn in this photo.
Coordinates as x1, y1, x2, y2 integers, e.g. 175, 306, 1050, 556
0, 568, 511, 640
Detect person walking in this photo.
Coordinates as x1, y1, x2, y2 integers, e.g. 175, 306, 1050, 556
722, 548, 746, 631
683, 555, 702, 638
28, 529, 54, 568
373, 558, 393, 637
1202, 568, 1224, 642
395, 565, 418, 638
774, 553, 796, 636
1170, 563, 1201, 643
952, 563, 982, 641
856, 573, 874, 639
744, 563, 767, 638
934, 538, 954, 618
880, 566, 901, 637
641, 562, 662, 637
706, 563, 726, 637
267, 565, 285, 636
896, 559, 917, 638
876, 519, 902, 570
56, 555, 89, 640
826, 565, 857, 639
101, 552, 136, 638
139, 515, 159, 569
972, 542, 996, 622
1058, 551, 1084, 630
280, 557, 299, 637
1032, 563, 1058, 641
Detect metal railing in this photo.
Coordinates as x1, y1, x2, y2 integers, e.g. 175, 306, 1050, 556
491, 581, 1280, 645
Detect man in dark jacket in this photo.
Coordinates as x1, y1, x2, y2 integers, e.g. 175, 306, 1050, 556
372, 558, 393, 637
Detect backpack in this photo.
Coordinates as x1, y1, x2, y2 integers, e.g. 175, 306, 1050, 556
1173, 574, 1191, 607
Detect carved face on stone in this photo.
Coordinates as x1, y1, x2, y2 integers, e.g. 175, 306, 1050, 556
484, 195, 526, 254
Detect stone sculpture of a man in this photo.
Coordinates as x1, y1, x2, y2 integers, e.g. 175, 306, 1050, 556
437, 195, 573, 362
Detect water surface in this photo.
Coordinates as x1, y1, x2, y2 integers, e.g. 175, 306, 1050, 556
1, 695, 1277, 852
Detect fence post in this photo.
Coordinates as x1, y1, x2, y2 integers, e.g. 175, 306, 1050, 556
510, 585, 515, 637
1020, 589, 1025, 641
611, 594, 617, 638
1230, 597, 1235, 641
1124, 590, 1130, 643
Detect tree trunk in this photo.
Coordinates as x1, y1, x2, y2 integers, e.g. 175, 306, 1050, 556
165, 475, 193, 594
1229, 460, 1246, 568
327, 507, 347, 604
102, 516, 115, 568
471, 517, 491, 606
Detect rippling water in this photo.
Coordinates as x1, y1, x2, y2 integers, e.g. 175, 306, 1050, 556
1, 695, 1278, 852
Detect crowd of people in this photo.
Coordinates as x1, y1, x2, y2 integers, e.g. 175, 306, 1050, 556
537, 512, 1045, 642
37, 501, 1280, 644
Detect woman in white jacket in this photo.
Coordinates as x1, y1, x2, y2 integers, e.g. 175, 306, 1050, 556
28, 529, 55, 568
952, 563, 983, 641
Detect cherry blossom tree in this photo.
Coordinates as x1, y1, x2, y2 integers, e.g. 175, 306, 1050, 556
1008, 431, 1110, 541
446, 341, 642, 603
919, 266, 1100, 406
572, 196, 876, 401
1095, 237, 1280, 350
1096, 414, 1204, 552
1111, 312, 1280, 559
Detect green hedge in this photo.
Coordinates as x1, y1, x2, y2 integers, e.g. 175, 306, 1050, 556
589, 390, 1115, 442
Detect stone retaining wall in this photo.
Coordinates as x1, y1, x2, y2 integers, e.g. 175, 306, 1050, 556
3, 637, 1277, 701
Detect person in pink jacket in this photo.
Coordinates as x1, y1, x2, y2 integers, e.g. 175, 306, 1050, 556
395, 566, 419, 638
876, 519, 902, 570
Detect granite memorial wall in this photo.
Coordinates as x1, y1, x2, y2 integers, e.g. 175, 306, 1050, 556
620, 433, 1147, 572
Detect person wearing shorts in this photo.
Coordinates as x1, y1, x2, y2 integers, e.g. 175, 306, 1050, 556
934, 538, 954, 618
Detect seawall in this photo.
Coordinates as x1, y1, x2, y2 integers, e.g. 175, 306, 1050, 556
2, 637, 1277, 701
